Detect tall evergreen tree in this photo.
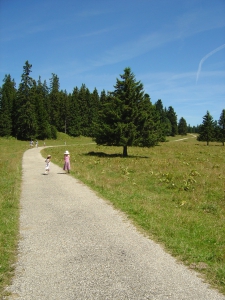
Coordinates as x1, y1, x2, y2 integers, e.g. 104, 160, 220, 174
155, 99, 168, 140
78, 84, 90, 136
99, 89, 108, 104
164, 116, 172, 136
218, 109, 225, 146
178, 117, 188, 135
89, 88, 100, 137
15, 61, 38, 140
0, 74, 16, 136
58, 90, 69, 133
94, 67, 162, 157
49, 73, 60, 130
67, 87, 82, 136
135, 93, 162, 148
35, 76, 52, 139
197, 111, 215, 145
187, 124, 192, 133
166, 106, 178, 136
155, 99, 164, 115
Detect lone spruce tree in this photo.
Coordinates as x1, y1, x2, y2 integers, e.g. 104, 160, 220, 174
94, 67, 161, 157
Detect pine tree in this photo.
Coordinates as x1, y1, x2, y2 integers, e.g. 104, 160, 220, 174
218, 109, 225, 146
155, 99, 168, 141
134, 93, 162, 148
197, 111, 215, 145
0, 75, 16, 136
94, 67, 162, 157
15, 61, 38, 140
67, 87, 82, 136
166, 106, 178, 136
49, 73, 60, 130
164, 117, 172, 136
178, 117, 188, 135
99, 90, 108, 104
89, 88, 100, 137
35, 77, 52, 139
58, 90, 69, 133
78, 84, 91, 136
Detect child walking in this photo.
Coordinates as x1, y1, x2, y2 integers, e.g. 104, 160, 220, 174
63, 150, 70, 173
45, 155, 51, 174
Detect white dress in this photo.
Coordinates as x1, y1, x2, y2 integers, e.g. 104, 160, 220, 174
45, 158, 50, 170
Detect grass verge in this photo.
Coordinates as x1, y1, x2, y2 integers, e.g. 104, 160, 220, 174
0, 138, 27, 296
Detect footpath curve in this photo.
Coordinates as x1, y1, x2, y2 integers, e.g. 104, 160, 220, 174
5, 147, 225, 299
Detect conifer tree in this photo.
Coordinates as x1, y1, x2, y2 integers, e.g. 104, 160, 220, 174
164, 117, 172, 136
49, 73, 60, 130
197, 111, 215, 145
35, 77, 51, 139
58, 90, 69, 133
99, 90, 108, 104
0, 75, 16, 136
166, 106, 178, 136
78, 84, 90, 136
178, 117, 188, 135
155, 99, 168, 140
67, 87, 82, 136
89, 88, 100, 137
94, 67, 162, 157
218, 109, 225, 146
187, 124, 192, 133
15, 61, 38, 140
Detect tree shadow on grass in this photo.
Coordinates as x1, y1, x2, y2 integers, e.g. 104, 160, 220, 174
195, 144, 224, 147
85, 151, 149, 159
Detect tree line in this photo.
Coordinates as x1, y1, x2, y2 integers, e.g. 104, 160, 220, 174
0, 61, 224, 154
197, 110, 225, 146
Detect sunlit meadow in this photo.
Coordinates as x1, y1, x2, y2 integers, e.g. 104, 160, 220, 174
0, 133, 224, 295
42, 134, 225, 294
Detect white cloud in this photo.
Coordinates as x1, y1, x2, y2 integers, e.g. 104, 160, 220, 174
196, 44, 225, 83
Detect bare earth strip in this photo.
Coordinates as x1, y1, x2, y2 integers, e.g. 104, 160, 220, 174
5, 147, 225, 299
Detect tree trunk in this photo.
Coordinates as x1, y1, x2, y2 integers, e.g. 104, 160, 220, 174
123, 145, 128, 157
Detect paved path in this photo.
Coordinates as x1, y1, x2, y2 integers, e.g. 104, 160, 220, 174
5, 147, 225, 299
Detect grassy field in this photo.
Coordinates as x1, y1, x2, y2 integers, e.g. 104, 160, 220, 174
42, 134, 225, 294
0, 133, 225, 295
0, 138, 27, 296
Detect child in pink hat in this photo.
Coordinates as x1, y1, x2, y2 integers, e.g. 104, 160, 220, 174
63, 150, 70, 173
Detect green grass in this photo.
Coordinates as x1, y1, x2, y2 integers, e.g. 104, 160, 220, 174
42, 134, 225, 294
0, 137, 27, 296
0, 133, 225, 296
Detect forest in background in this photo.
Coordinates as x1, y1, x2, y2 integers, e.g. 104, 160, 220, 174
0, 61, 224, 147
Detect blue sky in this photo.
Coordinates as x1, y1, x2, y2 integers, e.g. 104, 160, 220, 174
0, 0, 225, 126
